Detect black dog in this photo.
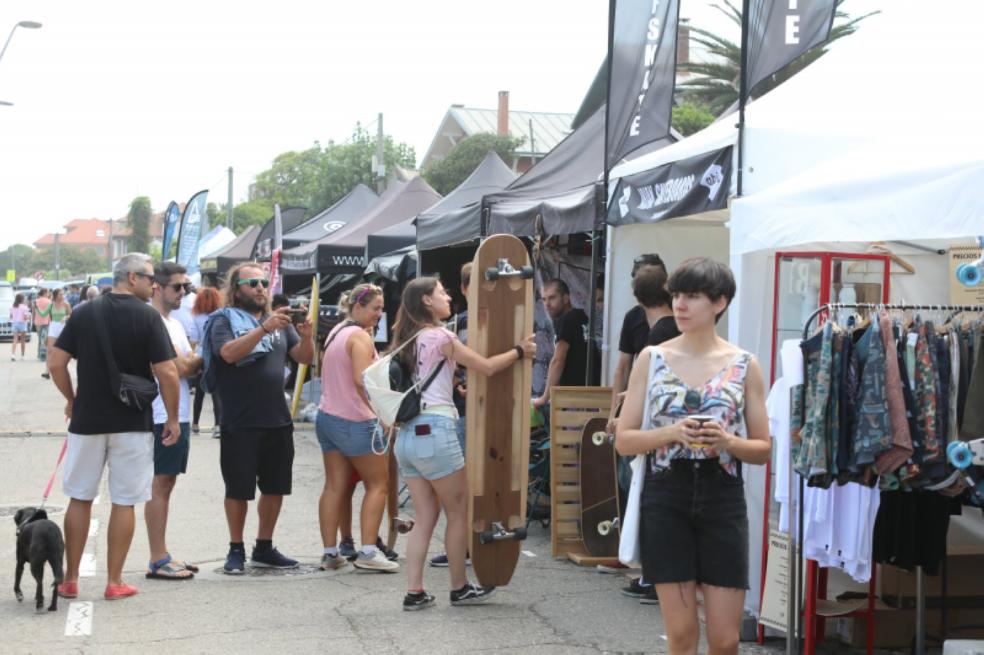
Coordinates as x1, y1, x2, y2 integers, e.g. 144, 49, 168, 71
14, 507, 65, 612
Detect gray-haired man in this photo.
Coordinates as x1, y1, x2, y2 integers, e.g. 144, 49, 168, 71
48, 253, 181, 601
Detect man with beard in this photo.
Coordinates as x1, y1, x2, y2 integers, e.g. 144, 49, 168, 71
207, 263, 314, 574
145, 262, 202, 580
533, 278, 599, 411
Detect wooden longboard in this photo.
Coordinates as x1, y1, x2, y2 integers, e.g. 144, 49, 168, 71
579, 417, 620, 557
465, 234, 534, 588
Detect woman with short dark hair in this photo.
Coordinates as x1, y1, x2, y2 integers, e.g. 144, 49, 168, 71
616, 257, 771, 655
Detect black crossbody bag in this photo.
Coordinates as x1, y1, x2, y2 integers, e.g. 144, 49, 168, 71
94, 297, 160, 411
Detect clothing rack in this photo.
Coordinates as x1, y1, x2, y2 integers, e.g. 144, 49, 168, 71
788, 303, 984, 655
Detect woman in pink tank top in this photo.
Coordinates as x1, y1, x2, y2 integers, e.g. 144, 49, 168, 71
315, 283, 398, 572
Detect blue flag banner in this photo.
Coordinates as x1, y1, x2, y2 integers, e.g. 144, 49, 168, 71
175, 189, 209, 274
161, 201, 180, 260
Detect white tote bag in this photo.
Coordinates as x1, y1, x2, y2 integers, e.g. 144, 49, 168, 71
618, 348, 657, 568
362, 330, 427, 427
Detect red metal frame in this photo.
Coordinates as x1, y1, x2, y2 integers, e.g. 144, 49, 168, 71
758, 251, 890, 651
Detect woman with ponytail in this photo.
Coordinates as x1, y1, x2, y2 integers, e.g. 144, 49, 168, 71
390, 277, 535, 611
316, 283, 398, 572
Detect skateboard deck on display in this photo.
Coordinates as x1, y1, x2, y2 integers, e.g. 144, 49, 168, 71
465, 234, 534, 588
579, 417, 620, 557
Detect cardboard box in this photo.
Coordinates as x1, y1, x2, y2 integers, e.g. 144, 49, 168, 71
881, 555, 984, 608
838, 607, 984, 649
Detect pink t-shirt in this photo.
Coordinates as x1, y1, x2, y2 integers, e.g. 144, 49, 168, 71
10, 304, 29, 322
319, 324, 378, 422
415, 327, 458, 411
34, 297, 51, 326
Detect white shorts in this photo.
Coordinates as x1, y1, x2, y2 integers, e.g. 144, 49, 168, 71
62, 432, 154, 505
48, 321, 65, 339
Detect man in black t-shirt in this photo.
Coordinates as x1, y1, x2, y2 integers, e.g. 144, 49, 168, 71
209, 262, 314, 574
533, 278, 599, 410
48, 252, 180, 601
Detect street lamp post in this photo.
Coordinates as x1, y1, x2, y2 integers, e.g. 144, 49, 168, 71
0, 20, 42, 67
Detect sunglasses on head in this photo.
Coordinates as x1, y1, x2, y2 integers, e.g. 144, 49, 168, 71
166, 282, 192, 293
238, 278, 270, 289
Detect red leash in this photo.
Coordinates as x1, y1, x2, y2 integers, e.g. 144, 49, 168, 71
40, 437, 69, 508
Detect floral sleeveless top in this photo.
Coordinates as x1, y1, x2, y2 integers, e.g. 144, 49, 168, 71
643, 346, 751, 477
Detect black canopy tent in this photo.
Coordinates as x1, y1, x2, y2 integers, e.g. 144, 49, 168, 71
483, 105, 673, 237
413, 151, 518, 252
281, 184, 378, 250
281, 176, 441, 280
199, 224, 262, 279
251, 207, 307, 260
364, 244, 417, 285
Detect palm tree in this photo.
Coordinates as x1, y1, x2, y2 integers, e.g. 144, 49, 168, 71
679, 1, 876, 115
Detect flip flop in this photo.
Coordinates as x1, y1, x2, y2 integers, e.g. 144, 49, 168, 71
145, 554, 194, 580
169, 557, 199, 573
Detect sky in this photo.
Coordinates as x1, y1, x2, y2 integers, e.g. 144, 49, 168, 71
0, 0, 737, 251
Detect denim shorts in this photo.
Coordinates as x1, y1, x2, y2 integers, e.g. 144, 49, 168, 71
455, 415, 467, 454
11, 321, 28, 334
315, 411, 377, 457
639, 458, 749, 589
394, 413, 464, 481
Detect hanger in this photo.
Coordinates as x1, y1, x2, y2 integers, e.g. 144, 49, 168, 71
862, 243, 916, 274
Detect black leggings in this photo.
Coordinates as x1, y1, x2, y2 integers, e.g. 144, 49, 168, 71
192, 375, 222, 426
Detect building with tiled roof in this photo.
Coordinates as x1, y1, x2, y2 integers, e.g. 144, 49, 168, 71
420, 91, 574, 174
34, 209, 170, 261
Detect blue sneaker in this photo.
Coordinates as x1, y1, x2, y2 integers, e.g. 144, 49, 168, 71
223, 546, 246, 575
251, 545, 298, 569
429, 553, 449, 567
339, 536, 357, 561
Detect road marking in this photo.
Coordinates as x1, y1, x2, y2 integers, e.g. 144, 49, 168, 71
93, 494, 101, 505
80, 553, 96, 577
522, 550, 536, 557
64, 601, 93, 636
88, 519, 99, 537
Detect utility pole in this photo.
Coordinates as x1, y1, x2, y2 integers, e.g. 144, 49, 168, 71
374, 113, 386, 194
107, 218, 114, 270
227, 166, 234, 230
53, 232, 60, 280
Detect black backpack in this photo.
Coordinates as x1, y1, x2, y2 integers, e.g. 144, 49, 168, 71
388, 354, 445, 424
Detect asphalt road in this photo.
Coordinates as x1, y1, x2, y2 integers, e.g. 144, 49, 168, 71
0, 353, 805, 654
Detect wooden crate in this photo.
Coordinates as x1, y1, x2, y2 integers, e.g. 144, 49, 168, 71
549, 386, 613, 561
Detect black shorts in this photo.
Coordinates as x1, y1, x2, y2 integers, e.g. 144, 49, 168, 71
639, 458, 749, 589
219, 425, 294, 500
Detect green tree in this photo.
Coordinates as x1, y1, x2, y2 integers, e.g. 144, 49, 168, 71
0, 244, 36, 279
678, 1, 874, 115
672, 102, 716, 136
229, 198, 275, 233
249, 126, 417, 219
206, 202, 222, 227
32, 245, 105, 280
127, 196, 153, 253
422, 133, 524, 195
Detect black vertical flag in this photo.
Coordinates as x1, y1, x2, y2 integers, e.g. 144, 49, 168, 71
743, 0, 837, 100
606, 0, 680, 170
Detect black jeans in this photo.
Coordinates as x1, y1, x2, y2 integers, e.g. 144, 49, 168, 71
192, 375, 221, 427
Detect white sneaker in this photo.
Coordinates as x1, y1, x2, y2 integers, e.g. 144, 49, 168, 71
352, 549, 399, 572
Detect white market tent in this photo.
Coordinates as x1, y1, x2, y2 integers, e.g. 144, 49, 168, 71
606, 0, 984, 619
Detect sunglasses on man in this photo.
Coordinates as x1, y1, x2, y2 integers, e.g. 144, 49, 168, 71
165, 282, 192, 293
238, 278, 270, 289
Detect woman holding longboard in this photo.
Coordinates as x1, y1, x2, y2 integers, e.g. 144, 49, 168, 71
616, 258, 771, 655
389, 277, 535, 611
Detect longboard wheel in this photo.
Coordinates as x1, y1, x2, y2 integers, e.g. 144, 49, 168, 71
485, 267, 500, 281
592, 431, 606, 446
479, 530, 494, 545
948, 441, 973, 469
598, 521, 613, 536
513, 526, 527, 541
520, 265, 534, 279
